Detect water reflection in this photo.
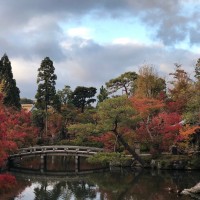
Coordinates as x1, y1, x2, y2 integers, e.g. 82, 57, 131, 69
5, 169, 200, 199
10, 155, 105, 174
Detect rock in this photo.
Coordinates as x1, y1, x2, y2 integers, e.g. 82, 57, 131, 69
182, 192, 200, 199
181, 182, 200, 196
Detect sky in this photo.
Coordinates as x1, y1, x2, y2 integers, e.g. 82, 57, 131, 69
0, 0, 200, 99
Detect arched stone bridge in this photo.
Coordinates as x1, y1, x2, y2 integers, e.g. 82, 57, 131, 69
9, 145, 104, 174
9, 145, 104, 158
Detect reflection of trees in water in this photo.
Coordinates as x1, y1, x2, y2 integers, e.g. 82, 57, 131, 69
10, 170, 200, 200
33, 179, 97, 200
34, 180, 72, 200
85, 169, 143, 200
83, 169, 200, 200
66, 180, 97, 199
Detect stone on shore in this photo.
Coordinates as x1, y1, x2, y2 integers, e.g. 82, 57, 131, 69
181, 182, 200, 196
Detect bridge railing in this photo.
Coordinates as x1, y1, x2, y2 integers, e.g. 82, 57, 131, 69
9, 145, 104, 158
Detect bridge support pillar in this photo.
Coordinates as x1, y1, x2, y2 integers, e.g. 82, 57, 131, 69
40, 155, 47, 173
75, 156, 80, 173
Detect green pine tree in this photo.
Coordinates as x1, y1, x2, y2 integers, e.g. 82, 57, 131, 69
72, 86, 97, 113
0, 54, 21, 109
97, 85, 109, 104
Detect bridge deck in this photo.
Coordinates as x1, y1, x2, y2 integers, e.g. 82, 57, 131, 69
9, 145, 104, 158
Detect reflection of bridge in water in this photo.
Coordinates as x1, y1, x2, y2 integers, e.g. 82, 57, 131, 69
9, 145, 105, 174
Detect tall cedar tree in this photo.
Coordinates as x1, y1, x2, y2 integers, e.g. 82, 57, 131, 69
35, 57, 59, 137
0, 54, 21, 109
35, 57, 58, 111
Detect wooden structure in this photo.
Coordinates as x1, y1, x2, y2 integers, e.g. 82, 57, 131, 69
9, 145, 104, 173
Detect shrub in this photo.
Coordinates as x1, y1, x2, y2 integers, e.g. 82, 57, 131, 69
191, 156, 200, 169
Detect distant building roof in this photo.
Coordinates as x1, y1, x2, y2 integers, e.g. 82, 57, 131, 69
21, 104, 35, 112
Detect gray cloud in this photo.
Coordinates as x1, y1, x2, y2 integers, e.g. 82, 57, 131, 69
54, 38, 198, 93
0, 0, 200, 47
0, 0, 199, 98
12, 37, 198, 98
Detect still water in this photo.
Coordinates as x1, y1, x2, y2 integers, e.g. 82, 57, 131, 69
1, 170, 200, 200
3, 156, 200, 200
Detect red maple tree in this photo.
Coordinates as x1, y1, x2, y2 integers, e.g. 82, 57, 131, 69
130, 97, 182, 152
0, 94, 38, 193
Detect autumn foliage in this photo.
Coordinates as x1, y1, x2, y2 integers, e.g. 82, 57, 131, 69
130, 97, 164, 119
0, 93, 38, 193
129, 97, 184, 151
90, 132, 116, 151
0, 173, 17, 193
179, 125, 200, 140
0, 99, 38, 167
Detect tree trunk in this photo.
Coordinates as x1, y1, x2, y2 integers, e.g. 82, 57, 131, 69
112, 130, 145, 166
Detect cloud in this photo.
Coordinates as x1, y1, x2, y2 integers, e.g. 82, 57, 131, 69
112, 37, 144, 45
6, 36, 198, 99
11, 58, 38, 98
56, 38, 198, 91
0, 0, 200, 98
1, 0, 200, 47
67, 27, 93, 39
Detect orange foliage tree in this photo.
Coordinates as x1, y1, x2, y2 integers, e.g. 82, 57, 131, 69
179, 125, 200, 151
130, 97, 164, 141
179, 125, 200, 140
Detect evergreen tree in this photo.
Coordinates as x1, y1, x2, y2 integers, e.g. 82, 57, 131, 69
72, 86, 97, 113
35, 57, 59, 137
106, 71, 138, 96
0, 54, 21, 109
35, 57, 59, 111
97, 85, 109, 103
184, 59, 200, 124
195, 58, 200, 82
57, 85, 73, 105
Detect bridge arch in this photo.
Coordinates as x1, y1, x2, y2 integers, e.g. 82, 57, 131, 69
9, 145, 104, 174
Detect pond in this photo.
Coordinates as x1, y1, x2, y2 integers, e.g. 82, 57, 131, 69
9, 155, 106, 175
2, 169, 200, 200
2, 155, 200, 199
